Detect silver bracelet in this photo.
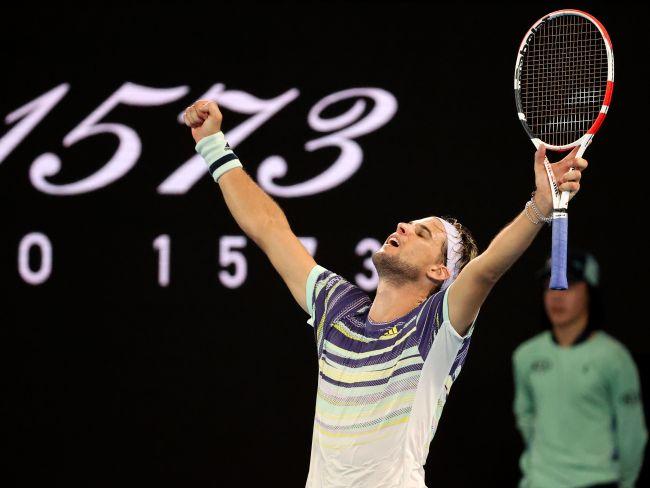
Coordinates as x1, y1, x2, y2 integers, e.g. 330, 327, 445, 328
528, 192, 552, 224
524, 201, 541, 225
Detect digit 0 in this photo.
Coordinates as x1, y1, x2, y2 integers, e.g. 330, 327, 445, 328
18, 232, 53, 285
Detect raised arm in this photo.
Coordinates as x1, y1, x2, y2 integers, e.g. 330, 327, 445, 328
184, 100, 316, 312
447, 145, 588, 335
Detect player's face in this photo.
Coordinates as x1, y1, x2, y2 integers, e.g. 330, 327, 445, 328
543, 281, 590, 328
374, 217, 447, 283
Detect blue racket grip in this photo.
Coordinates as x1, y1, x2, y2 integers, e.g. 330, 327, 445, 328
550, 214, 568, 290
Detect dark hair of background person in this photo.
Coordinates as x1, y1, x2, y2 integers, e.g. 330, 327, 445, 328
539, 282, 606, 333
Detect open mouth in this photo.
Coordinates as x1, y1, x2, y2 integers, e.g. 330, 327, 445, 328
387, 237, 400, 248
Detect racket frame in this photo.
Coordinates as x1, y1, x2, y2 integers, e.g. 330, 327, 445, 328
514, 9, 614, 290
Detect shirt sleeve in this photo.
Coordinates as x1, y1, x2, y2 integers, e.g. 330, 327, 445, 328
512, 347, 535, 444
305, 264, 368, 357
416, 288, 476, 359
608, 347, 648, 488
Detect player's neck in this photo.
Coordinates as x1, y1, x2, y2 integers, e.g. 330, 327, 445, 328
551, 313, 590, 347
369, 280, 428, 323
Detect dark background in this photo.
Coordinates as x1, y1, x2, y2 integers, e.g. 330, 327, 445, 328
4, 1, 649, 486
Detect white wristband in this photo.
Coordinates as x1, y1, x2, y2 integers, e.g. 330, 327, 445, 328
195, 131, 243, 182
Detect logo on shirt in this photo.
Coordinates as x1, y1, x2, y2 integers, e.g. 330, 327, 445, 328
531, 359, 552, 373
380, 326, 399, 340
621, 391, 641, 405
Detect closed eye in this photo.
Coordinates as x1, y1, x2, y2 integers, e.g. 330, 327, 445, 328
410, 222, 432, 239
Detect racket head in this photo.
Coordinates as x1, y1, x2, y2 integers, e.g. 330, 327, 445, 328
514, 9, 614, 152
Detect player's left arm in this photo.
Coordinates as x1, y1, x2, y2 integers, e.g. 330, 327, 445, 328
446, 146, 587, 336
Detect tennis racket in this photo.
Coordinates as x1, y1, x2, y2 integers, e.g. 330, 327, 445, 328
514, 9, 614, 290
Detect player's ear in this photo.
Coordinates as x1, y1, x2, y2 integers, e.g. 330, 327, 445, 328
427, 263, 450, 282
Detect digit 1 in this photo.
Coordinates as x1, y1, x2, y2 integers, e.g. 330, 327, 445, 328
0, 84, 69, 165
153, 234, 171, 287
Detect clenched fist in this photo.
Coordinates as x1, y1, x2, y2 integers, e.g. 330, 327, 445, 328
183, 100, 223, 144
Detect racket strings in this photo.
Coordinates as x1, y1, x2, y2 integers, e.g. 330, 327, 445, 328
519, 14, 608, 147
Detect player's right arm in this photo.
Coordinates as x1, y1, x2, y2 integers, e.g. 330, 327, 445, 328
219, 169, 316, 312
184, 100, 316, 313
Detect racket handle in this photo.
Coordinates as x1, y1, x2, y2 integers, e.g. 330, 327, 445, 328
550, 213, 569, 290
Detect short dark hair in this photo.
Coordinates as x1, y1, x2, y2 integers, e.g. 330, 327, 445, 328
538, 251, 605, 331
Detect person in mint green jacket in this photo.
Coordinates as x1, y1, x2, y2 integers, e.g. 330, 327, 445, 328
513, 251, 647, 488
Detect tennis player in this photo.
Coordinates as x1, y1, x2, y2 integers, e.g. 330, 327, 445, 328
184, 100, 587, 487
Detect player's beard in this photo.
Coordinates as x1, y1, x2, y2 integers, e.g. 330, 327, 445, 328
372, 251, 420, 286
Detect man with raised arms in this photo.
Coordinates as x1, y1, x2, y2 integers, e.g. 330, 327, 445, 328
183, 100, 587, 488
